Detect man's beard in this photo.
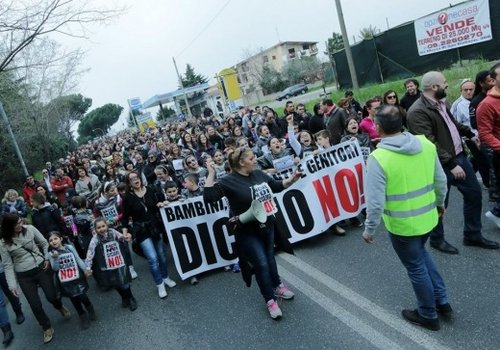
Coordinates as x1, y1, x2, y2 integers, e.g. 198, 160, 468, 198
435, 87, 447, 100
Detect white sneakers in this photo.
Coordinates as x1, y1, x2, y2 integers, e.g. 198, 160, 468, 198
157, 277, 177, 298
163, 277, 177, 288
129, 266, 138, 279
157, 283, 167, 298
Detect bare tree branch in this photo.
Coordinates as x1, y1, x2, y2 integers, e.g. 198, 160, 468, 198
0, 0, 126, 72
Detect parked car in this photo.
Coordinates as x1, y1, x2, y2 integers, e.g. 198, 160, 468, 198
276, 83, 309, 101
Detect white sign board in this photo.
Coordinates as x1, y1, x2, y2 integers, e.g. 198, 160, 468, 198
160, 140, 366, 280
414, 0, 492, 56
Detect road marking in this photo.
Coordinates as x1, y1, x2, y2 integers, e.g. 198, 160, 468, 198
278, 254, 452, 350
278, 265, 403, 350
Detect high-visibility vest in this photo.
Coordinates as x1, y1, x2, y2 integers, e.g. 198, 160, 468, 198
370, 135, 438, 236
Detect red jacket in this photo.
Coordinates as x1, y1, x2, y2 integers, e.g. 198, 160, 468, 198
477, 86, 500, 152
51, 176, 74, 204
23, 182, 38, 206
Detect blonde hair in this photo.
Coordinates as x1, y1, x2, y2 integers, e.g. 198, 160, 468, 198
2, 189, 20, 203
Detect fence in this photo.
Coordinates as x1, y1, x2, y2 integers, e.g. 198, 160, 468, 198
332, 0, 500, 88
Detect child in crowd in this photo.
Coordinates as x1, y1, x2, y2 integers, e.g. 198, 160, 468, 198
71, 196, 95, 259
314, 130, 333, 151
85, 218, 137, 311
212, 150, 228, 179
286, 115, 317, 159
164, 181, 184, 204
94, 182, 138, 280
340, 117, 371, 149
48, 231, 95, 330
182, 174, 204, 198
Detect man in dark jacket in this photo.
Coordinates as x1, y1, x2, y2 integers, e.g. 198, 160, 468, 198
400, 78, 422, 111
407, 71, 499, 254
322, 98, 348, 145
30, 193, 65, 239
263, 110, 283, 138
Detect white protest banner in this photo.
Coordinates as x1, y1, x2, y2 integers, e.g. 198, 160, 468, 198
414, 0, 492, 56
160, 140, 366, 279
57, 253, 80, 282
273, 140, 365, 243
103, 241, 125, 270
160, 197, 237, 280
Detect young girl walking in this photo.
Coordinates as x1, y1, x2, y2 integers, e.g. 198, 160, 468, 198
85, 218, 138, 311
48, 232, 96, 329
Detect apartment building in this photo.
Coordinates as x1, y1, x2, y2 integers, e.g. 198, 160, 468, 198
234, 41, 319, 95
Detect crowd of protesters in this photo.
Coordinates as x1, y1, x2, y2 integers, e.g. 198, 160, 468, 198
0, 63, 499, 344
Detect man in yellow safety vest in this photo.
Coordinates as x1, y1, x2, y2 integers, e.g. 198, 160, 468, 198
362, 105, 452, 331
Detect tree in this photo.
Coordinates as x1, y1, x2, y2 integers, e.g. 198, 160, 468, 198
78, 103, 123, 142
156, 106, 176, 122
327, 32, 344, 53
46, 94, 92, 141
180, 63, 208, 88
0, 0, 125, 73
282, 57, 322, 85
258, 65, 287, 95
359, 25, 379, 40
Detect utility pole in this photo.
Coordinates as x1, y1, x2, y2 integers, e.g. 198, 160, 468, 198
334, 0, 359, 90
0, 100, 29, 176
172, 57, 191, 117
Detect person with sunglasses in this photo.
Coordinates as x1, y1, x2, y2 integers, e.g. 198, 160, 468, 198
383, 90, 407, 127
203, 147, 301, 320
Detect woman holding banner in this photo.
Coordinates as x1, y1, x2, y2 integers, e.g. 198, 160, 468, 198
204, 148, 301, 320
121, 171, 176, 299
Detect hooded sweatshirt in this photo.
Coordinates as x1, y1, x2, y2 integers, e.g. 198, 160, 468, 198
364, 132, 447, 235
477, 86, 500, 152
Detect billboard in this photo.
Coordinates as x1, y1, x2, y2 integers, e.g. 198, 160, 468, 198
414, 0, 492, 56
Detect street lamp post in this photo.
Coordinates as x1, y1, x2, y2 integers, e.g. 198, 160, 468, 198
0, 100, 29, 176
334, 0, 359, 90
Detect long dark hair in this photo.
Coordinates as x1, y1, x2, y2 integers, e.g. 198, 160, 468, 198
473, 70, 490, 97
1, 213, 22, 245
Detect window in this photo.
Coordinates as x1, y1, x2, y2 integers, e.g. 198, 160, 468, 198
302, 44, 310, 50
263, 55, 269, 63
272, 55, 276, 60
288, 48, 296, 58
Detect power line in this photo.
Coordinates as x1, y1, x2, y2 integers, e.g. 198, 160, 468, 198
176, 0, 232, 58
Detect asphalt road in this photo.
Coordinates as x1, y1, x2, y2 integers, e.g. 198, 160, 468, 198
264, 87, 333, 111
7, 187, 500, 350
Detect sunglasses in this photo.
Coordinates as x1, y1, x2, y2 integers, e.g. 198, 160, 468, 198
386, 95, 396, 99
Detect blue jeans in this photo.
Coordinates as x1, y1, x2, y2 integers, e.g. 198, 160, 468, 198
390, 233, 448, 319
239, 226, 281, 302
140, 238, 169, 285
0, 289, 10, 327
431, 153, 482, 244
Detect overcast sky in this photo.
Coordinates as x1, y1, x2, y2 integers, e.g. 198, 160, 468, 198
59, 0, 462, 128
